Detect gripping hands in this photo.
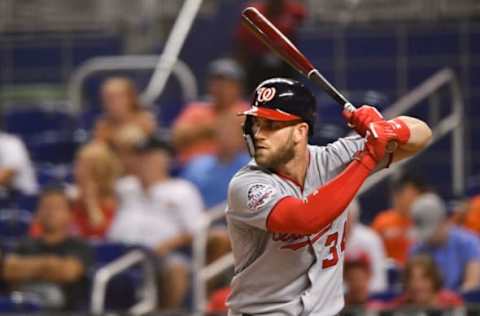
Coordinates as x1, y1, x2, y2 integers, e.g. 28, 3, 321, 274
343, 105, 384, 137
344, 105, 411, 171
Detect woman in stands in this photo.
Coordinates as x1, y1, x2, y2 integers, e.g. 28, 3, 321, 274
70, 143, 121, 238
94, 76, 157, 144
387, 255, 463, 309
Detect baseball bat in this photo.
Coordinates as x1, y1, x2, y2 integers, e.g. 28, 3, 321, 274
241, 7, 397, 152
241, 7, 355, 113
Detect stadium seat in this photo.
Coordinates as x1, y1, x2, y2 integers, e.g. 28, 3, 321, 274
0, 209, 32, 249
89, 242, 150, 312
385, 259, 403, 292
0, 295, 41, 313
91, 241, 133, 266
462, 287, 480, 303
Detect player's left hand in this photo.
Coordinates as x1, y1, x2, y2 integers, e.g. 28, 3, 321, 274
343, 105, 384, 137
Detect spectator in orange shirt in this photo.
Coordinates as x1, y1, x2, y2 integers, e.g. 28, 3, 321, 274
461, 195, 480, 235
371, 173, 428, 265
172, 58, 248, 164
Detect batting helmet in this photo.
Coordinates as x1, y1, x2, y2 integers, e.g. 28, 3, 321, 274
241, 78, 316, 156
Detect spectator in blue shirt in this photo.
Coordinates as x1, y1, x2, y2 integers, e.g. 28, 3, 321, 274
410, 192, 480, 291
180, 110, 249, 209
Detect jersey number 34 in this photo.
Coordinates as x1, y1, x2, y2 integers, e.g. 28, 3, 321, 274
322, 223, 347, 269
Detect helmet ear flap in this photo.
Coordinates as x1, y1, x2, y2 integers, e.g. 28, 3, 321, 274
242, 116, 256, 157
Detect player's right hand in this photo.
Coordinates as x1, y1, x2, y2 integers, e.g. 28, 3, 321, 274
343, 105, 384, 137
360, 120, 399, 169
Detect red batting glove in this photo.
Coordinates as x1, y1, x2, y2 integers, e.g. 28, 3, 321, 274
355, 120, 398, 171
387, 118, 410, 144
343, 105, 384, 137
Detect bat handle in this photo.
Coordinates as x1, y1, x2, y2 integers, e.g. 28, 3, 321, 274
343, 102, 356, 113
343, 102, 356, 128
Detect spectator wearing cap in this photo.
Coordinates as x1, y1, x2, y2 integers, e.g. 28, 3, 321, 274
345, 199, 387, 293
2, 187, 93, 310
410, 192, 480, 291
107, 135, 205, 308
172, 58, 248, 165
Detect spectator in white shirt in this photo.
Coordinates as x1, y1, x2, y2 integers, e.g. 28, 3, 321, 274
0, 132, 38, 200
108, 135, 205, 308
345, 199, 388, 293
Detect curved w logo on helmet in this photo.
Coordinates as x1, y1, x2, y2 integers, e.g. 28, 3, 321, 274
257, 87, 276, 102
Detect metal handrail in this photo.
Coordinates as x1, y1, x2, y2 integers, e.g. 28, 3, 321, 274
192, 68, 465, 314
192, 202, 227, 313
67, 55, 198, 113
141, 0, 204, 104
358, 67, 465, 195
90, 249, 157, 315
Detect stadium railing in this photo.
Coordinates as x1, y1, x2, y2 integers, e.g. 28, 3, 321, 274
67, 55, 198, 114
90, 248, 158, 315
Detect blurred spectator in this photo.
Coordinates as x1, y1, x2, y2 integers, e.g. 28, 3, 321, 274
235, 0, 305, 92
345, 199, 387, 292
70, 143, 121, 238
388, 255, 463, 309
0, 130, 38, 204
172, 58, 248, 165
2, 187, 92, 310
180, 112, 250, 208
371, 173, 428, 265
94, 77, 156, 144
111, 124, 147, 176
460, 195, 480, 235
344, 253, 372, 307
410, 192, 480, 291
108, 135, 205, 308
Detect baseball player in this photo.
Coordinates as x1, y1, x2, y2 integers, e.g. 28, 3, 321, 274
226, 78, 432, 316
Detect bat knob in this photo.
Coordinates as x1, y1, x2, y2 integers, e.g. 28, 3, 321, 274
344, 103, 356, 113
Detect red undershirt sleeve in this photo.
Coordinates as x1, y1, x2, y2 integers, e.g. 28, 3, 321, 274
266, 152, 376, 235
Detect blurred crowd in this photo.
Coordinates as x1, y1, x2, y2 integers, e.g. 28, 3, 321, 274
0, 56, 248, 311
0, 0, 479, 315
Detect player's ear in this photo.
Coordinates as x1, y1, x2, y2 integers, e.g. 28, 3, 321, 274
294, 122, 309, 141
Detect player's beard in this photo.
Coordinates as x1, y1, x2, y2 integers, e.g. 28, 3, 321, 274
254, 129, 295, 170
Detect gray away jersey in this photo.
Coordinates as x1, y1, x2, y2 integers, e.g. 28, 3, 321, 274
226, 136, 365, 316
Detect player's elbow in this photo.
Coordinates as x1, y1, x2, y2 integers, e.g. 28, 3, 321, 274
415, 120, 432, 149
399, 116, 432, 152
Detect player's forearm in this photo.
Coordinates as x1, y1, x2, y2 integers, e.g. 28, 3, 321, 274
42, 257, 85, 283
394, 116, 432, 152
267, 154, 374, 234
3, 255, 48, 282
155, 234, 192, 257
461, 261, 480, 291
390, 116, 432, 164
0, 168, 15, 186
